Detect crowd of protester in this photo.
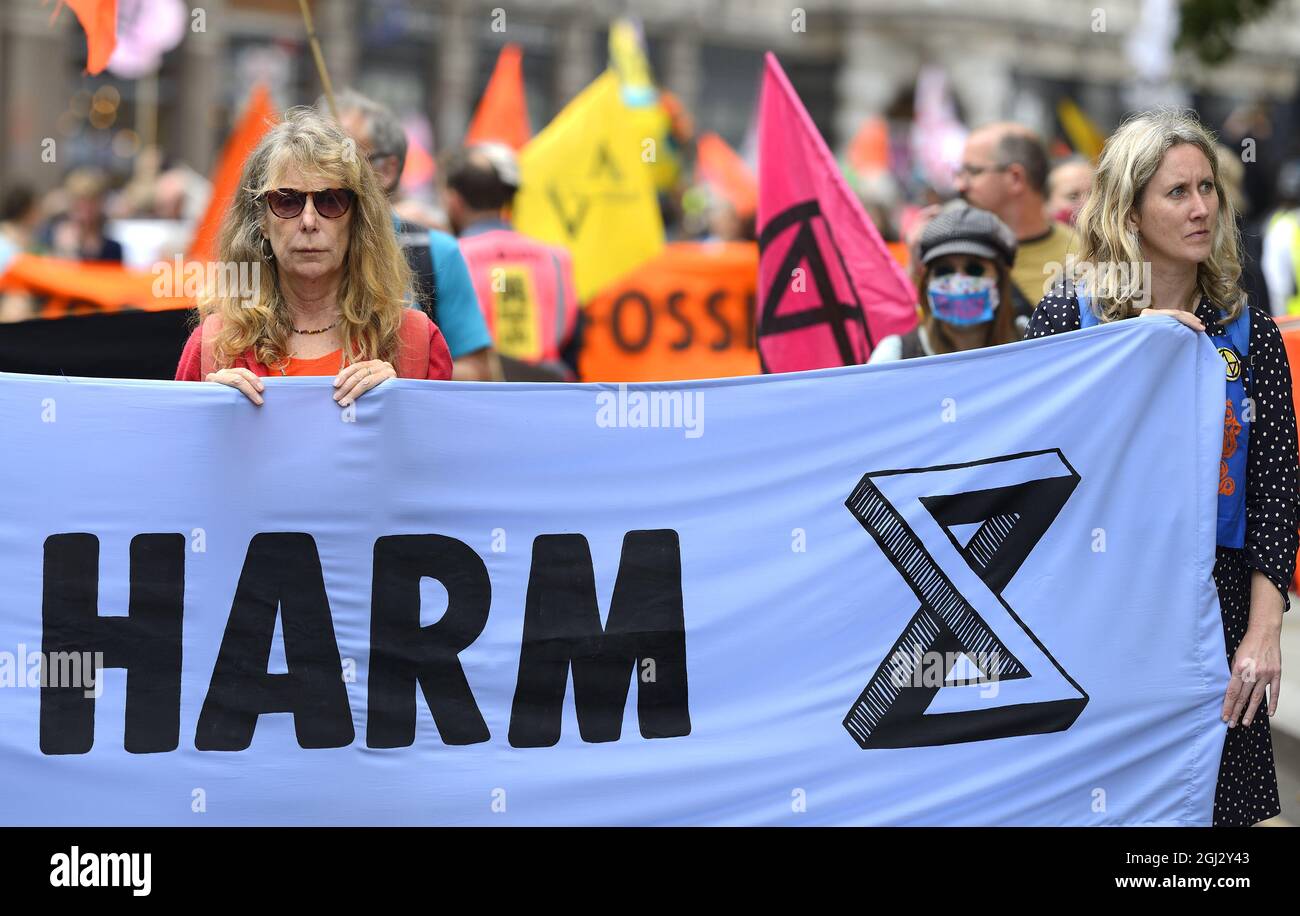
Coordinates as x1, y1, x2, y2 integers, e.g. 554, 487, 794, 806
6, 95, 1300, 376
1, 82, 1297, 828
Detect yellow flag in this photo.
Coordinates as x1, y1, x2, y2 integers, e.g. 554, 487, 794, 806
628, 101, 678, 193
608, 17, 681, 192
609, 20, 655, 103
514, 70, 665, 302
1057, 98, 1106, 163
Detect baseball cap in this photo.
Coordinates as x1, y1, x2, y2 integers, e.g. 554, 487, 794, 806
919, 202, 1018, 268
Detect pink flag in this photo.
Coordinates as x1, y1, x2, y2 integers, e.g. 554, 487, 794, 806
912, 65, 967, 194
756, 53, 916, 373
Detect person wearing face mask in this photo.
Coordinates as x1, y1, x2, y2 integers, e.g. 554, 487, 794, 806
1027, 109, 1297, 827
868, 203, 1022, 362
1046, 156, 1094, 227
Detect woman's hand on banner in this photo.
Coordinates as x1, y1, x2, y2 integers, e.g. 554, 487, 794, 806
334, 360, 396, 407
206, 368, 265, 406
1139, 308, 1204, 333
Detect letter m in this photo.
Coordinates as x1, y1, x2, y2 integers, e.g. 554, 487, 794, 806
508, 530, 690, 747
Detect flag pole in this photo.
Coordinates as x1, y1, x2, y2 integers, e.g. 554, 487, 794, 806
296, 0, 339, 121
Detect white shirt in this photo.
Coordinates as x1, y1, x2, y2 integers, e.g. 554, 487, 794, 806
867, 326, 935, 363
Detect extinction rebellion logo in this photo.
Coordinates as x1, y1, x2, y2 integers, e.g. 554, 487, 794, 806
757, 199, 873, 372
842, 449, 1089, 749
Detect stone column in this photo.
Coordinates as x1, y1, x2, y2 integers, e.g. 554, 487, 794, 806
661, 32, 702, 121
3, 2, 74, 193
834, 18, 918, 155
553, 17, 597, 110
432, 0, 478, 149
314, 0, 360, 97
943, 39, 1014, 129
174, 0, 226, 175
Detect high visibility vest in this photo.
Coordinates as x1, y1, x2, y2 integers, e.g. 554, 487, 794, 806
1078, 291, 1251, 548
459, 222, 578, 365
1268, 210, 1300, 316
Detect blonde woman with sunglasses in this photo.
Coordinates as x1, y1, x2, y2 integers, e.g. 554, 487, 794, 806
176, 107, 452, 402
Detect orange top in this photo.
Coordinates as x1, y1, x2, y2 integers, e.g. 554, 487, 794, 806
275, 349, 344, 377
178, 309, 453, 382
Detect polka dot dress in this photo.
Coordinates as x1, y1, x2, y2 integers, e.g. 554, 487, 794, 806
1028, 287, 1296, 827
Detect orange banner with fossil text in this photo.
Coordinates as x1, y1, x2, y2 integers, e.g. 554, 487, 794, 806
579, 242, 760, 382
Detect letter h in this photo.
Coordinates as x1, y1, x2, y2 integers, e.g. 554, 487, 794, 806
40, 534, 184, 754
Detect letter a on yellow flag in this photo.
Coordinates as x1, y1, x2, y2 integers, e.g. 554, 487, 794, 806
513, 71, 664, 302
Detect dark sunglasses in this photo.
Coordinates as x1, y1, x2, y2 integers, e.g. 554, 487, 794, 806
264, 188, 354, 219
931, 260, 988, 278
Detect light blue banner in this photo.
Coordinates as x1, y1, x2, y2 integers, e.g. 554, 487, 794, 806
0, 235, 16, 278
0, 317, 1227, 825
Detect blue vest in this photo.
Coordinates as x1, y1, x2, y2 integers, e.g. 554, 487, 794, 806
1078, 293, 1251, 548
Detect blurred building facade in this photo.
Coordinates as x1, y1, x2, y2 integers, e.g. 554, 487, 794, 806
3, 0, 1300, 195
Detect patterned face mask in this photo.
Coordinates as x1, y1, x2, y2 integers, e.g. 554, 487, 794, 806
927, 273, 999, 326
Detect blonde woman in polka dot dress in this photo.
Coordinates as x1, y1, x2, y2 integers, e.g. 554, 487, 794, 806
1026, 110, 1297, 826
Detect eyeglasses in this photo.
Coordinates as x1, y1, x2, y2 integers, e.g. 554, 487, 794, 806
932, 260, 989, 278
955, 163, 1010, 180
264, 188, 355, 219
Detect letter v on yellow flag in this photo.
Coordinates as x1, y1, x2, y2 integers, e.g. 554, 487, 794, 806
513, 71, 664, 301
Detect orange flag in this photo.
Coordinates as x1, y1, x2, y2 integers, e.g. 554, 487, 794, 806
848, 116, 889, 176
0, 253, 193, 318
187, 84, 278, 263
695, 132, 757, 219
400, 130, 436, 190
62, 0, 117, 75
465, 44, 530, 151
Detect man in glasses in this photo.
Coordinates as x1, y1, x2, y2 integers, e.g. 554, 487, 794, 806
954, 123, 1078, 313
328, 90, 499, 381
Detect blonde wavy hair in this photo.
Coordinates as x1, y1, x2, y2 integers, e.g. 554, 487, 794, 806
1073, 108, 1244, 323
197, 106, 412, 370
